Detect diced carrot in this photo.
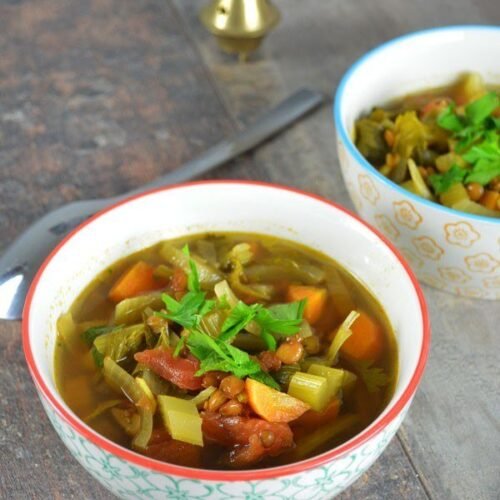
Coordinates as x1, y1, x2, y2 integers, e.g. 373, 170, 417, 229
479, 190, 499, 211
340, 311, 384, 362
246, 378, 310, 423
108, 261, 157, 303
286, 285, 328, 325
292, 398, 340, 428
419, 97, 450, 119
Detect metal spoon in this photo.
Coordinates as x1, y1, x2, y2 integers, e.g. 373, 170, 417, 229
0, 88, 324, 320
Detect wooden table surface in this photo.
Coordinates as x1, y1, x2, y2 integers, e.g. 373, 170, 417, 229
0, 1, 499, 498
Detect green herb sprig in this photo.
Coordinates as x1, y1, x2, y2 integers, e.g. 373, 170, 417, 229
431, 92, 500, 194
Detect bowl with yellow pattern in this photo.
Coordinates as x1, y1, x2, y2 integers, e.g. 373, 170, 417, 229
334, 26, 500, 299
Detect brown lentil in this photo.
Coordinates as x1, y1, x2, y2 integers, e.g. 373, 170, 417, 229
276, 340, 304, 365
206, 389, 228, 412
259, 430, 276, 448
219, 375, 245, 398
219, 399, 243, 416
466, 182, 484, 201
258, 351, 282, 372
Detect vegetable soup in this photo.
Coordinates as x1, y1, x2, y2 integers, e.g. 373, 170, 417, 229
55, 233, 397, 470
355, 73, 500, 217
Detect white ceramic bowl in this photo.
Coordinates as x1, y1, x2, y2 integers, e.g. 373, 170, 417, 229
334, 25, 500, 300
23, 181, 429, 499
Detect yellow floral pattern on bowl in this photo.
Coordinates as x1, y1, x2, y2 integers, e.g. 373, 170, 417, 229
336, 139, 500, 300
444, 222, 480, 248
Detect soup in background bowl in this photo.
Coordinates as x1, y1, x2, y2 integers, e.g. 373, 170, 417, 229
23, 181, 429, 499
334, 25, 500, 299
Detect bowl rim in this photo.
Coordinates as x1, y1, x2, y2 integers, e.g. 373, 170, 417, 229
22, 180, 430, 482
333, 24, 500, 225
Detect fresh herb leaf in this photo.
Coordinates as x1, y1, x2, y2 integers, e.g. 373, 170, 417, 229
173, 335, 186, 357
437, 105, 464, 132
157, 291, 207, 329
249, 371, 280, 389
186, 329, 279, 389
465, 158, 500, 185
353, 360, 389, 393
465, 92, 499, 125
256, 300, 306, 335
428, 165, 467, 194
82, 325, 123, 346
182, 244, 201, 293
218, 301, 261, 342
91, 346, 104, 368
462, 132, 499, 164
259, 328, 277, 351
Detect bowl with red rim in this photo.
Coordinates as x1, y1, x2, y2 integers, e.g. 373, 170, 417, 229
334, 25, 500, 300
23, 181, 429, 499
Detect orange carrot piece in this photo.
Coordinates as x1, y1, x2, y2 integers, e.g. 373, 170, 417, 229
246, 379, 310, 423
108, 261, 157, 303
292, 398, 340, 428
340, 311, 384, 362
286, 285, 328, 325
479, 190, 499, 211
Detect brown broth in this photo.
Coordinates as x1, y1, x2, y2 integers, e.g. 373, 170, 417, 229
54, 233, 398, 470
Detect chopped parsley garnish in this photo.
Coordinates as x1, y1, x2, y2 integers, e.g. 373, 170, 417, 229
432, 93, 500, 193
156, 245, 306, 388
82, 324, 123, 345
353, 360, 390, 393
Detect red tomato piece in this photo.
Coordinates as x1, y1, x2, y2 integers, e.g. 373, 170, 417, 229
134, 348, 203, 391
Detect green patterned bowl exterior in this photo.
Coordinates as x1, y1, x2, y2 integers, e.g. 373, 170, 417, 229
41, 396, 408, 500
23, 182, 429, 500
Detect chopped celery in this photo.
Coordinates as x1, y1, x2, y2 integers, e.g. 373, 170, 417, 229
288, 372, 330, 412
400, 179, 419, 195
111, 407, 140, 436
135, 377, 156, 410
326, 311, 360, 365
440, 183, 469, 207
229, 260, 273, 301
214, 279, 239, 307
300, 356, 329, 371
190, 386, 216, 408
245, 261, 325, 286
83, 399, 123, 423
103, 357, 151, 409
408, 159, 433, 199
292, 414, 360, 460
452, 199, 500, 217
159, 243, 222, 289
200, 311, 224, 337
307, 364, 344, 399
141, 368, 171, 396
94, 324, 145, 362
158, 395, 203, 446
153, 264, 173, 281
227, 242, 254, 266
342, 370, 358, 392
274, 364, 300, 389
327, 268, 355, 319
57, 312, 83, 354
132, 407, 154, 450
298, 320, 313, 339
195, 240, 217, 266
114, 293, 163, 325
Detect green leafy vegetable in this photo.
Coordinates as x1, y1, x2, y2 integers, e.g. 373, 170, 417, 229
353, 360, 390, 393
218, 302, 261, 342
465, 92, 499, 125
437, 105, 464, 132
428, 165, 466, 194
186, 329, 279, 389
82, 324, 123, 346
182, 244, 201, 293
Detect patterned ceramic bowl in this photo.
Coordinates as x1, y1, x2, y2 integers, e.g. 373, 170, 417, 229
334, 26, 500, 300
23, 181, 429, 499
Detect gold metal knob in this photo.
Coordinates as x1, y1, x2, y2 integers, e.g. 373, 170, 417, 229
200, 0, 280, 61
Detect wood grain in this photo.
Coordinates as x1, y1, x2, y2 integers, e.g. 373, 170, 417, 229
0, 0, 499, 499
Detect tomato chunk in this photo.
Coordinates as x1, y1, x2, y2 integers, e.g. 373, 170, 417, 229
134, 348, 203, 391
202, 412, 294, 467
143, 429, 202, 467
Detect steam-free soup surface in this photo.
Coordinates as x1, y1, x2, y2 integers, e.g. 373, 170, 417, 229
55, 233, 397, 470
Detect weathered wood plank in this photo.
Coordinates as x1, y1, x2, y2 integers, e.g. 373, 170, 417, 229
173, 2, 500, 499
